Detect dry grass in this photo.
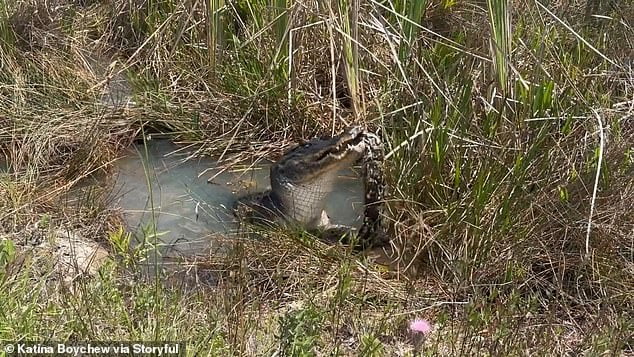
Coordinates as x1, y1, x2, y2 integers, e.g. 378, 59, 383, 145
0, 0, 633, 355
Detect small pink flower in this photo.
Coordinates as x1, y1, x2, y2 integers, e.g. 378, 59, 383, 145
409, 319, 432, 335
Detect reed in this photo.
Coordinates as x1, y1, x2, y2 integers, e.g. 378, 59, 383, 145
338, 0, 361, 117
487, 0, 512, 94
206, 0, 226, 71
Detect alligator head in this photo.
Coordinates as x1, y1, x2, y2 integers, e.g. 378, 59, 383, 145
270, 126, 368, 228
272, 126, 366, 184
236, 126, 368, 229
235, 126, 387, 249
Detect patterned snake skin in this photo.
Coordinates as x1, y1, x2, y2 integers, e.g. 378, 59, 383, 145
358, 131, 388, 246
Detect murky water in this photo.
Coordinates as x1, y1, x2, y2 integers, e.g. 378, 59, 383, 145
112, 140, 365, 259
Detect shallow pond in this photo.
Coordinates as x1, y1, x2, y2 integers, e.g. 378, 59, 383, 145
112, 139, 366, 259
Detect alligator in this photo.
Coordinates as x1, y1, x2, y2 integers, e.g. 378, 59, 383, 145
234, 126, 388, 249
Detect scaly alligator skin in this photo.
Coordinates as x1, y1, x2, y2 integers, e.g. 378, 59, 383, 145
235, 126, 387, 248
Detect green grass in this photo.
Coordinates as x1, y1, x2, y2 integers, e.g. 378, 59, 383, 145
1, 0, 633, 355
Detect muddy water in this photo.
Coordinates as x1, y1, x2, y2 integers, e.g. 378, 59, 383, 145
112, 140, 365, 258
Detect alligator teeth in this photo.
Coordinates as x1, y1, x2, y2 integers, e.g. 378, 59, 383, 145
332, 151, 346, 160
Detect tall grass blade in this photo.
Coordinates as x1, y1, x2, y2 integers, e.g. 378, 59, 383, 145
0, 1, 15, 49
338, 0, 361, 117
206, 0, 226, 72
399, 0, 428, 63
487, 0, 512, 94
273, 0, 290, 71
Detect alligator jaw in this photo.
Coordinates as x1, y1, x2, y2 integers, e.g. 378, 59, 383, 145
273, 126, 367, 184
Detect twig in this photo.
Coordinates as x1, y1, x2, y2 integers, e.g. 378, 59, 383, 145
585, 110, 604, 257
